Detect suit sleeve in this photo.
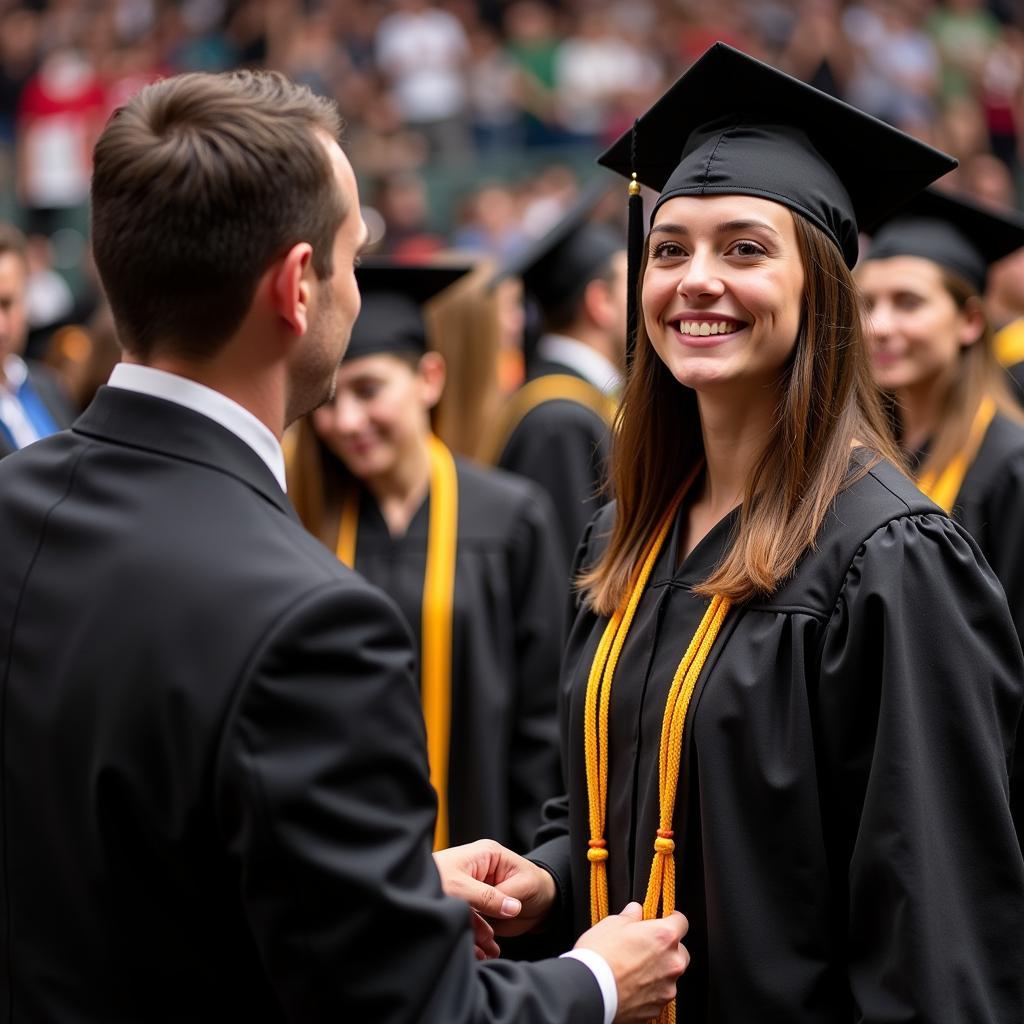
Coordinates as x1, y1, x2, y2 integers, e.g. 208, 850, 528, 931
214, 578, 603, 1023
506, 488, 568, 852
816, 513, 1024, 1023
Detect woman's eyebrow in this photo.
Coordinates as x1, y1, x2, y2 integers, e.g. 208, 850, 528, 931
650, 219, 782, 239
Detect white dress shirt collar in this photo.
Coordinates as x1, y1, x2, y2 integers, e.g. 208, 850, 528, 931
536, 334, 622, 396
107, 363, 287, 493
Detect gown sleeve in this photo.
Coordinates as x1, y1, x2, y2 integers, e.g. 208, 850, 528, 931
506, 486, 568, 852
499, 402, 610, 563
815, 512, 1024, 1023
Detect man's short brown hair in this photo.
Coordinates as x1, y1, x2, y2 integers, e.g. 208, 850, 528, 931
91, 70, 346, 360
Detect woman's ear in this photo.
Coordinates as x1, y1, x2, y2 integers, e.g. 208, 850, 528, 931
957, 295, 987, 349
418, 351, 447, 409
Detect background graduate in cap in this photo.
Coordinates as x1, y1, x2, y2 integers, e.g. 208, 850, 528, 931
450, 42, 1024, 1023
288, 259, 565, 854
859, 190, 1024, 641
482, 179, 628, 562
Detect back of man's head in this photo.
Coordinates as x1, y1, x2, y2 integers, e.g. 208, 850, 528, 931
91, 71, 346, 362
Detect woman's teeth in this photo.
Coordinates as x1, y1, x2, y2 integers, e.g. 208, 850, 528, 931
676, 320, 742, 336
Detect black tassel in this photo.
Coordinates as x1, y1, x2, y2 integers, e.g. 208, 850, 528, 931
625, 118, 643, 371
626, 174, 644, 371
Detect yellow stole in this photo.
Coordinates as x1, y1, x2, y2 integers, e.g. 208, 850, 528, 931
584, 477, 731, 1024
336, 435, 458, 850
480, 374, 617, 465
917, 397, 995, 514
995, 319, 1024, 370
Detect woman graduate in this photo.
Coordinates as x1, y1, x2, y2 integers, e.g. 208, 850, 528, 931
857, 190, 1024, 638
465, 44, 1024, 1023
287, 261, 566, 853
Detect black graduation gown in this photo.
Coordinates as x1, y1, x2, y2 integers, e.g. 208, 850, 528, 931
497, 358, 612, 561
347, 457, 565, 852
530, 457, 1024, 1022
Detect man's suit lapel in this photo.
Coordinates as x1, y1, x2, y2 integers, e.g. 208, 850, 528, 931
73, 386, 299, 522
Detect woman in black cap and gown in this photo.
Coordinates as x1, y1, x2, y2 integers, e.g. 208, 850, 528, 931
288, 260, 566, 855
463, 43, 1024, 1024
858, 192, 1024, 642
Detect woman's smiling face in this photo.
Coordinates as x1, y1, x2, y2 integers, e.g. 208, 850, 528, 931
641, 194, 806, 394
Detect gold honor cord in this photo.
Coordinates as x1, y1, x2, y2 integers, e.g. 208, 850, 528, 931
335, 435, 459, 850
995, 320, 1024, 370
480, 374, 617, 466
583, 471, 731, 1024
918, 396, 996, 514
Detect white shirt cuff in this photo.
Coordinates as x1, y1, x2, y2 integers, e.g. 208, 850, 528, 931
560, 948, 617, 1024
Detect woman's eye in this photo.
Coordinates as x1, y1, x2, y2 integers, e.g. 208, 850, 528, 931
729, 241, 766, 258
652, 241, 685, 259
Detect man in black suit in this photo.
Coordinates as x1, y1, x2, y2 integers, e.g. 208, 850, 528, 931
0, 223, 74, 458
0, 71, 687, 1022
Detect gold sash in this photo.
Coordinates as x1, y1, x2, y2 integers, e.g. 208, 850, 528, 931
480, 374, 617, 465
918, 397, 995, 514
336, 435, 458, 849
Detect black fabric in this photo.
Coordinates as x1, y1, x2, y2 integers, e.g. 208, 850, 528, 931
947, 411, 1024, 850
497, 358, 612, 561
0, 385, 604, 1022
533, 458, 1024, 1021
598, 42, 958, 268
344, 459, 565, 852
866, 188, 1024, 293
343, 261, 470, 362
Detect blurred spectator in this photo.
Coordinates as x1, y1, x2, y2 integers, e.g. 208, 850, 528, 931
375, 0, 472, 159
373, 171, 447, 258
0, 9, 41, 165
843, 0, 939, 127
451, 182, 528, 257
553, 8, 659, 144
0, 223, 74, 459
928, 0, 1002, 103
16, 48, 105, 238
466, 23, 523, 151
503, 0, 562, 146
44, 302, 120, 413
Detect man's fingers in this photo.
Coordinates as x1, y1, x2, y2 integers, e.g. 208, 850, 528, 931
471, 909, 501, 959
618, 901, 643, 921
456, 875, 522, 918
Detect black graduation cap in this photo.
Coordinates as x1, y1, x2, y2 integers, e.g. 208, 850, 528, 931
598, 42, 958, 271
864, 188, 1024, 293
345, 260, 471, 362
495, 177, 624, 314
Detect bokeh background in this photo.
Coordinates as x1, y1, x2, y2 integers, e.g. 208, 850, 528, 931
1, 0, 1021, 353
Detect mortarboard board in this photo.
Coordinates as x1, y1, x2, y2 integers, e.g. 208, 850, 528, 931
598, 42, 957, 268
345, 260, 472, 363
495, 177, 625, 314
864, 188, 1024, 294
596, 42, 958, 361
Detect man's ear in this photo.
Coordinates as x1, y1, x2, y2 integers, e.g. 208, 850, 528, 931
270, 242, 314, 337
582, 277, 611, 329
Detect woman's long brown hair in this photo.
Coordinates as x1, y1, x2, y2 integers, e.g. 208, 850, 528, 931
579, 213, 903, 614
894, 269, 1024, 483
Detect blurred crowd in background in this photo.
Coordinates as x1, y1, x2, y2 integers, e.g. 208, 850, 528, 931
0, 0, 1022, 408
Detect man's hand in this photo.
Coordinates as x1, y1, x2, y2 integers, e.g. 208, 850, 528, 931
433, 839, 557, 937
576, 902, 690, 1023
